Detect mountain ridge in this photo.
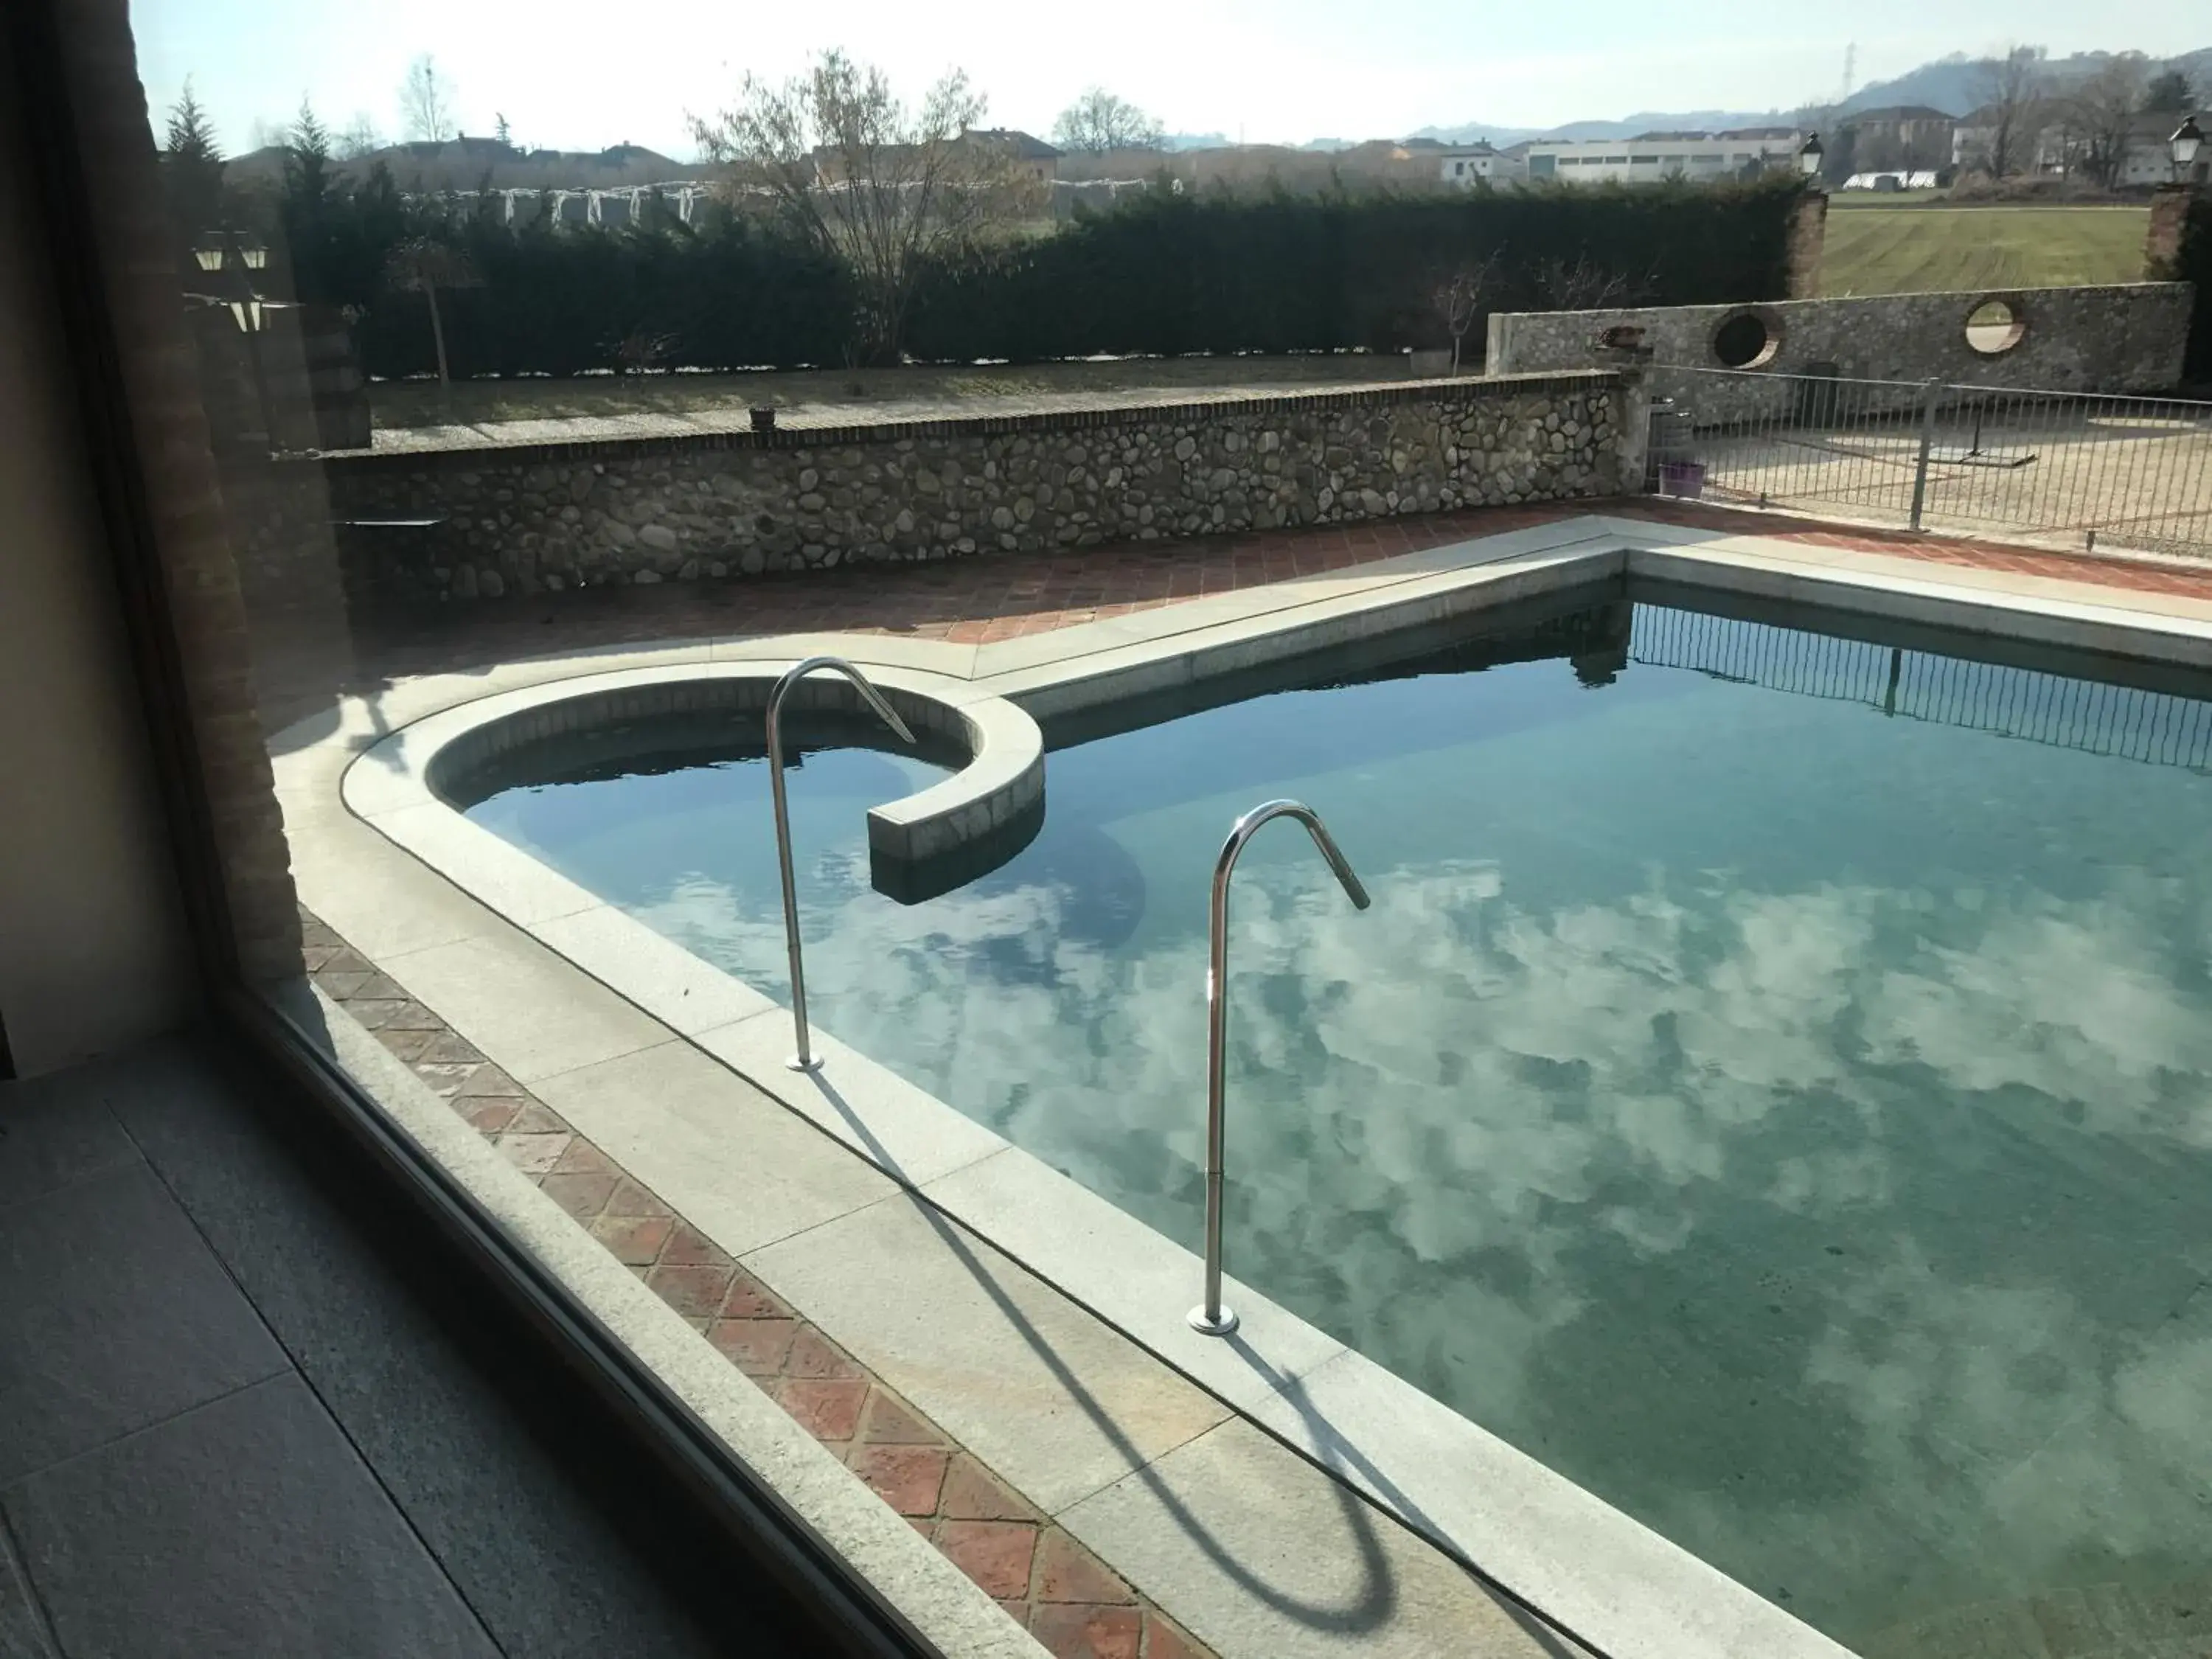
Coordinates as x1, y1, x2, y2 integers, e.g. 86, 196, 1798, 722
1380, 43, 2208, 149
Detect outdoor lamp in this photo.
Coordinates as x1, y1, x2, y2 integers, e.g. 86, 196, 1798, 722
192, 239, 226, 274
2174, 116, 2205, 171
240, 240, 268, 271
1798, 133, 1823, 177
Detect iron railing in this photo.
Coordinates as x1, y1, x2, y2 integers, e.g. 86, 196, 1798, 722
1647, 367, 2212, 559
1631, 606, 2212, 771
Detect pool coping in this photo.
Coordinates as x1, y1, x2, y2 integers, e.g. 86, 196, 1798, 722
274, 513, 2212, 1659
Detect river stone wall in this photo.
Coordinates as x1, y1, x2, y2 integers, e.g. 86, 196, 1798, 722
291, 371, 1624, 603
1486, 283, 2193, 428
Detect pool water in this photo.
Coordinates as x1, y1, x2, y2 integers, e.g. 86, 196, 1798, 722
460, 597, 2212, 1652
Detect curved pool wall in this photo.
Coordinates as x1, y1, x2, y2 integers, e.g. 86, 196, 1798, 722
338, 658, 1048, 911
332, 520, 2212, 1659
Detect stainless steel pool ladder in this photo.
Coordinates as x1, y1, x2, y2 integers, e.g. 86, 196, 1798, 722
765, 657, 916, 1072
1189, 800, 1371, 1338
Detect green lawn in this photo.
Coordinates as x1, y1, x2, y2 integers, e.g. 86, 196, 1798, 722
1820, 204, 2151, 296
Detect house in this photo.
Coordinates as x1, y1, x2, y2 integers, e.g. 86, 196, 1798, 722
1837, 105, 1954, 171
2043, 110, 2211, 186
965, 129, 1062, 184
1523, 128, 1806, 185
1436, 142, 1498, 187
1956, 105, 2211, 185
1952, 100, 2069, 175
810, 128, 1061, 189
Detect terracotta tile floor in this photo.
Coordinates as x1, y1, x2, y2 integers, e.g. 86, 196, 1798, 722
305, 917, 1214, 1659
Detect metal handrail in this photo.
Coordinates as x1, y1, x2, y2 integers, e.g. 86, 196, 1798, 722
1189, 800, 1371, 1338
765, 656, 916, 1072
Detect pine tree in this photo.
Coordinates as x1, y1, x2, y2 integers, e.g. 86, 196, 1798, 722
161, 80, 227, 271
286, 96, 333, 202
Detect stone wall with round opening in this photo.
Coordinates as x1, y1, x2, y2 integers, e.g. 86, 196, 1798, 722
1964, 296, 2028, 355
1711, 310, 1781, 369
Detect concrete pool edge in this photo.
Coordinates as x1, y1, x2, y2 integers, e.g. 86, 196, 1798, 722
276, 515, 2212, 1659
338, 658, 1046, 869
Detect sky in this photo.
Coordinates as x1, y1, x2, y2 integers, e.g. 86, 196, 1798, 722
130, 0, 2210, 159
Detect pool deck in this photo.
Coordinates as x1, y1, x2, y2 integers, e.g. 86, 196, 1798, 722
265, 504, 2212, 1659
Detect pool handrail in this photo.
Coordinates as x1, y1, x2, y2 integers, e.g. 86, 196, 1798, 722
765, 656, 917, 1071
1190, 799, 1371, 1337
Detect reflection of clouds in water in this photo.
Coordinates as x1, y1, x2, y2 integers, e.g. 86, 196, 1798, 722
633, 849, 2212, 1638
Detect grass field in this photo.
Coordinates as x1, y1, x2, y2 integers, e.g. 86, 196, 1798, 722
1821, 203, 2150, 297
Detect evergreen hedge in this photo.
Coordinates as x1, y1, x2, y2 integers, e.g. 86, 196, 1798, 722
270, 173, 1804, 380
2177, 195, 2212, 385
909, 180, 1803, 361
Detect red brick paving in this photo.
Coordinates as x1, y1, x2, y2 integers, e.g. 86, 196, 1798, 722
276, 497, 2212, 735
303, 914, 1216, 1659
327, 505, 1574, 692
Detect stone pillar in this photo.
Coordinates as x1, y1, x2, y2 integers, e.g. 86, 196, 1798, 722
1604, 369, 1654, 497
2145, 185, 2194, 277
1785, 191, 1829, 299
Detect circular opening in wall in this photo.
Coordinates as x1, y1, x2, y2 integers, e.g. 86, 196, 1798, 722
1712, 310, 1780, 369
1964, 296, 2027, 355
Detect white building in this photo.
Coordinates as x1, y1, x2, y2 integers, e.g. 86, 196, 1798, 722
1523, 128, 1806, 185
1437, 143, 1500, 187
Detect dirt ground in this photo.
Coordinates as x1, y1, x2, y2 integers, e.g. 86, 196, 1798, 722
367, 354, 1422, 436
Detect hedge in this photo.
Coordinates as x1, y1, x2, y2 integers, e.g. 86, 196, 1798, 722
908, 181, 1804, 361
261, 170, 1803, 380
2177, 195, 2212, 385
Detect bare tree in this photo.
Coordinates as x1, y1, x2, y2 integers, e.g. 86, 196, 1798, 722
1533, 255, 1649, 313
336, 114, 384, 159
384, 237, 480, 401
689, 49, 1038, 364
399, 54, 458, 143
607, 328, 678, 375
1969, 44, 2047, 178
1051, 88, 1166, 155
1430, 253, 1500, 375
2054, 55, 2151, 188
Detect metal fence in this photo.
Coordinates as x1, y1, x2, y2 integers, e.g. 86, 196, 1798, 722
1646, 367, 2212, 559
1631, 605, 2212, 771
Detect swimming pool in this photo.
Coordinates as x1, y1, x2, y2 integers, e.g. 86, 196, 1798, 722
454, 588, 2212, 1653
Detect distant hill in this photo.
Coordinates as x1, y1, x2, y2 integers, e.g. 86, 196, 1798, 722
1409, 109, 1785, 147
1161, 132, 1232, 153
1837, 46, 2212, 116
1388, 42, 2210, 147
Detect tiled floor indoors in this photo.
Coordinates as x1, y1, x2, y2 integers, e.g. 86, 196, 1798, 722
305, 913, 1212, 1659
0, 1037, 887, 1659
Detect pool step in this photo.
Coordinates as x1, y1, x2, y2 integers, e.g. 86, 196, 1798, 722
1858, 1576, 2212, 1659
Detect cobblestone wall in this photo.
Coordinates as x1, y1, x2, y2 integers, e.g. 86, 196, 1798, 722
1487, 285, 2193, 420
302, 372, 1624, 602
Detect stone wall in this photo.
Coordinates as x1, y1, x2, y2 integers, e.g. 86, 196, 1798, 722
1486, 283, 2194, 427
291, 372, 1626, 603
